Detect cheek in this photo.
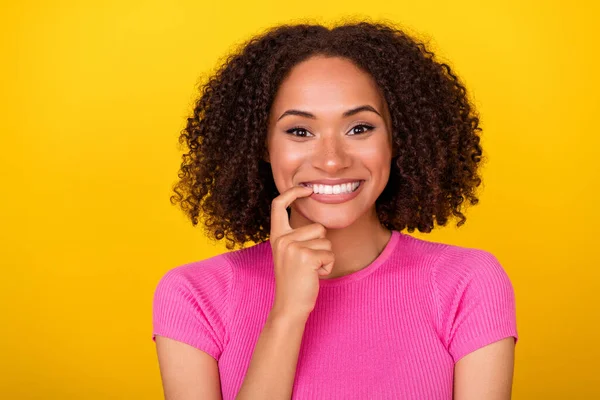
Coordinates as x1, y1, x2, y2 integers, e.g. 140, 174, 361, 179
269, 146, 304, 188
271, 142, 305, 170
357, 145, 392, 168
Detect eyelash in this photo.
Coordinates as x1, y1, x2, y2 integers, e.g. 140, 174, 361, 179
285, 124, 375, 138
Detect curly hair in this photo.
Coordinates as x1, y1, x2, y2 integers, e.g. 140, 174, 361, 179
170, 20, 484, 250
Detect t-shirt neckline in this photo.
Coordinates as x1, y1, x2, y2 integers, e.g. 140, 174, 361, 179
318, 230, 401, 288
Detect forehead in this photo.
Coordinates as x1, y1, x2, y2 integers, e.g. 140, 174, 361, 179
270, 56, 385, 117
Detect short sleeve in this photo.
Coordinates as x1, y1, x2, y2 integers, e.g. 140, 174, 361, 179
432, 247, 519, 363
152, 255, 234, 361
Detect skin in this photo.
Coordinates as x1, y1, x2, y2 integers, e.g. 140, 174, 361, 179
454, 337, 516, 399
155, 55, 515, 400
265, 55, 395, 279
263, 55, 516, 399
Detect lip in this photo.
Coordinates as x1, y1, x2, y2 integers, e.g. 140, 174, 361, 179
300, 179, 363, 185
303, 180, 365, 204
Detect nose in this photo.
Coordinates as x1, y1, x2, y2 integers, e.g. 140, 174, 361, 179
311, 133, 351, 174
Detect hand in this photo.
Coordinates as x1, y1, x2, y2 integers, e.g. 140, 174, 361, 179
269, 185, 335, 319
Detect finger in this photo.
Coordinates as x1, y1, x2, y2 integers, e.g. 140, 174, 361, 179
307, 250, 335, 272
270, 185, 313, 240
283, 223, 327, 243
318, 262, 334, 276
295, 238, 331, 251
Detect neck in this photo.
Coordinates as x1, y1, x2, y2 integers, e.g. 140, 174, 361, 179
288, 206, 392, 279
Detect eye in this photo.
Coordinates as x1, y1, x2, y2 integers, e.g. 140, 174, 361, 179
284, 124, 375, 138
285, 126, 313, 137
349, 124, 375, 135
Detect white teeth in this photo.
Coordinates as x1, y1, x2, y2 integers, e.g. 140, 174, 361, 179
303, 181, 361, 195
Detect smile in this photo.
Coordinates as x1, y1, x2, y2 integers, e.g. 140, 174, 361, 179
299, 180, 365, 204
299, 180, 362, 195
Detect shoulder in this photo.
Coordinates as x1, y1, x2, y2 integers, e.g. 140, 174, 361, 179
152, 252, 236, 340
155, 252, 235, 297
415, 236, 514, 310
151, 241, 272, 354
430, 241, 511, 291
153, 240, 271, 305
423, 241, 518, 361
390, 233, 518, 362
401, 234, 506, 285
152, 250, 240, 358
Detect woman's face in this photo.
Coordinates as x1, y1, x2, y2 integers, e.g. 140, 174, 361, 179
266, 55, 394, 229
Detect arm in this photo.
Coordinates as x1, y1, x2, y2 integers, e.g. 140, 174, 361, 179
453, 337, 516, 400
236, 310, 308, 399
152, 262, 233, 400
432, 248, 518, 399
155, 335, 223, 400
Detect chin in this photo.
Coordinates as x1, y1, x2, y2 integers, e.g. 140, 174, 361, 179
315, 219, 353, 230
297, 208, 360, 230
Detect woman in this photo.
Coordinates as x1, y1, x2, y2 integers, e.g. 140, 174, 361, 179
152, 20, 519, 399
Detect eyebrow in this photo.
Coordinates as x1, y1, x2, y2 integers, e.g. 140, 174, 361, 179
276, 104, 382, 122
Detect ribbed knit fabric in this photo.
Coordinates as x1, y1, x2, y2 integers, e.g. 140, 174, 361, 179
152, 230, 519, 399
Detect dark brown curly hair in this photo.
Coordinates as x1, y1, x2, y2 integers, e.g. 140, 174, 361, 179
170, 20, 484, 250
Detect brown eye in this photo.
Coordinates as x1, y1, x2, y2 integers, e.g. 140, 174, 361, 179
349, 124, 375, 135
285, 127, 311, 137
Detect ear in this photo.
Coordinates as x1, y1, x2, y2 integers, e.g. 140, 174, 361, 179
262, 148, 270, 163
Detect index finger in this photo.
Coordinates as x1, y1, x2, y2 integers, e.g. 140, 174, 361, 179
270, 185, 313, 240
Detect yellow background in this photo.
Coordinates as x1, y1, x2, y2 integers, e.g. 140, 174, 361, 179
1, 0, 598, 398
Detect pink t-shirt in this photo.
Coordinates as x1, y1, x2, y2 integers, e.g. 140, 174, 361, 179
152, 230, 519, 399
